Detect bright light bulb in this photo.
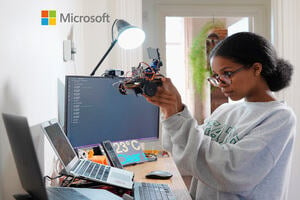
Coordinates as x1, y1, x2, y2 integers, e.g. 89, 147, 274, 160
118, 27, 145, 49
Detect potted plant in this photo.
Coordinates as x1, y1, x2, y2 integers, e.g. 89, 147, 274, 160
189, 20, 225, 95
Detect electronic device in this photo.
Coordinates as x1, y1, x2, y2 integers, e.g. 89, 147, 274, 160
41, 119, 134, 190
2, 113, 122, 200
110, 140, 148, 166
65, 76, 159, 148
117, 47, 163, 96
145, 170, 173, 180
101, 140, 123, 169
103, 69, 124, 78
133, 182, 176, 200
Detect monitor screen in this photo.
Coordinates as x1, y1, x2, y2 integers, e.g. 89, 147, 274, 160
65, 76, 159, 148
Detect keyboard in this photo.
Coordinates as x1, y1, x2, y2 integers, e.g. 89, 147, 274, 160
134, 182, 176, 200
71, 160, 111, 181
47, 187, 89, 199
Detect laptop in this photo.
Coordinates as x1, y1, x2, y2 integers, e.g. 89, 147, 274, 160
2, 113, 123, 200
41, 119, 177, 200
40, 119, 134, 190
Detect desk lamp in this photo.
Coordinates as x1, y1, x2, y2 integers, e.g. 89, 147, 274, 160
90, 19, 145, 76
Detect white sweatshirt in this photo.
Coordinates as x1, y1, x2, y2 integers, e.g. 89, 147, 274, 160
162, 101, 296, 200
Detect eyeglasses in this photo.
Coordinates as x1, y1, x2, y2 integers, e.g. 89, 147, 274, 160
207, 67, 246, 87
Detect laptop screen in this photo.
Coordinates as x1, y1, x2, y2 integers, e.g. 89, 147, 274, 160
44, 123, 77, 166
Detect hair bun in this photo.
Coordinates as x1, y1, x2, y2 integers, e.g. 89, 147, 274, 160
268, 58, 293, 91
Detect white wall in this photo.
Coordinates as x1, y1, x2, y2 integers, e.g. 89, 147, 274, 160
272, 0, 300, 199
83, 0, 143, 76
0, 1, 83, 199
0, 0, 126, 199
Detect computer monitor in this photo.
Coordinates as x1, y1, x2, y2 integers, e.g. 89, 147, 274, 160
65, 76, 160, 148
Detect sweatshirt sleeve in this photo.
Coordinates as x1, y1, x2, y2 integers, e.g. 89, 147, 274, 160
162, 106, 296, 193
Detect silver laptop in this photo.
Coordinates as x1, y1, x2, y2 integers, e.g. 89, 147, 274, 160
2, 113, 123, 200
41, 119, 134, 190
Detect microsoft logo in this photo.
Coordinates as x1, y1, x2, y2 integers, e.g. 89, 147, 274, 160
41, 10, 56, 26
41, 10, 110, 26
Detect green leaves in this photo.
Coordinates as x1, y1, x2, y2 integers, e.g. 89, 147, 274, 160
189, 21, 224, 94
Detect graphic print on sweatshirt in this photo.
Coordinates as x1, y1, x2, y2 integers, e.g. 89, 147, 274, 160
203, 120, 240, 144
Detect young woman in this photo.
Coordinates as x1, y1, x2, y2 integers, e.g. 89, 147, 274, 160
144, 32, 296, 200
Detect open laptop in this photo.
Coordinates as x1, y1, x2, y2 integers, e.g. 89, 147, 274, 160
41, 119, 176, 200
40, 119, 134, 190
2, 113, 123, 200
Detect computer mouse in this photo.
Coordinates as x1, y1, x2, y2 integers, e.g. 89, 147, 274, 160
145, 170, 173, 179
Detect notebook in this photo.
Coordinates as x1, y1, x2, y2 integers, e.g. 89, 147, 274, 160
2, 113, 122, 200
41, 119, 134, 190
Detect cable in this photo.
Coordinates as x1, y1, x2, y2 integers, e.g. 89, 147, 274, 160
43, 174, 64, 184
60, 176, 78, 187
65, 177, 77, 187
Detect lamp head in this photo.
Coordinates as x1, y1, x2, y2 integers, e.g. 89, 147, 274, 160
115, 19, 145, 49
90, 19, 145, 76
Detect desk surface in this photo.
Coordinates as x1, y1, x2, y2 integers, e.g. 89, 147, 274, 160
125, 156, 192, 200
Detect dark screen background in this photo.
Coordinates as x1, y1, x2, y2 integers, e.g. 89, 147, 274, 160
65, 76, 159, 148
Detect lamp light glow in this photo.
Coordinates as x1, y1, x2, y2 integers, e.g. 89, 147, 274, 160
118, 27, 145, 49
90, 19, 145, 76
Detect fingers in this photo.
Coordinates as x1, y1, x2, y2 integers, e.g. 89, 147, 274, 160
146, 87, 176, 103
143, 77, 183, 119
146, 97, 175, 107
144, 92, 175, 105
145, 98, 169, 107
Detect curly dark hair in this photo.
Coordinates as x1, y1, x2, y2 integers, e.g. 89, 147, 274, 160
209, 32, 293, 91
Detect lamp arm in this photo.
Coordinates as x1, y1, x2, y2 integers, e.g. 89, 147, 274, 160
90, 39, 118, 76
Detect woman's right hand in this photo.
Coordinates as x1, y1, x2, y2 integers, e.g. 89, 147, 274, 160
144, 78, 184, 119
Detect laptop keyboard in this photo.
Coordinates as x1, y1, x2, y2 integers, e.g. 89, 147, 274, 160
134, 182, 176, 200
71, 160, 111, 182
47, 187, 90, 200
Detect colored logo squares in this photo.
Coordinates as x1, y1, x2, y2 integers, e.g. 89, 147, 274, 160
41, 10, 56, 26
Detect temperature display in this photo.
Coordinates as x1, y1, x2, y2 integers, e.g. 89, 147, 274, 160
112, 140, 148, 166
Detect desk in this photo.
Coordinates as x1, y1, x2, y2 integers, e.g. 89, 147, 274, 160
125, 156, 192, 200
14, 156, 191, 200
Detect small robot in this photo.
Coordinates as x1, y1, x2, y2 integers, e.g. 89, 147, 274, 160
117, 47, 163, 96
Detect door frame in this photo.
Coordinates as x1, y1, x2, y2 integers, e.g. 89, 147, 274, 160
142, 1, 272, 75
